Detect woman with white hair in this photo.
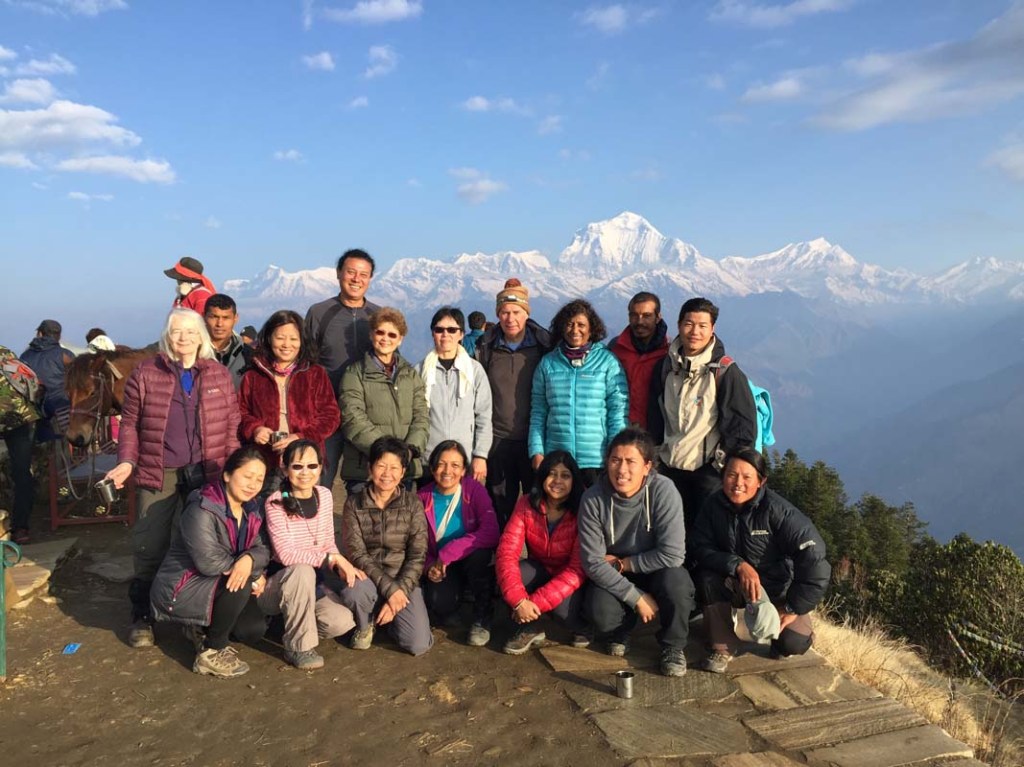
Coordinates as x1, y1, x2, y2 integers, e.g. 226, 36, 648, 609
104, 308, 241, 649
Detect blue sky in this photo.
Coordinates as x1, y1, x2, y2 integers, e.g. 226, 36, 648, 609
2, 0, 1024, 345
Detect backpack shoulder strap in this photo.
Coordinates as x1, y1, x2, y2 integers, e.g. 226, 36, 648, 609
710, 355, 733, 383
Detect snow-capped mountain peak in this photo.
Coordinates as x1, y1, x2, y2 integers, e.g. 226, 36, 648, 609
558, 211, 701, 274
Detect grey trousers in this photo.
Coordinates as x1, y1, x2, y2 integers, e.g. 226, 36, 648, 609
258, 564, 356, 652
133, 469, 187, 581
336, 578, 433, 656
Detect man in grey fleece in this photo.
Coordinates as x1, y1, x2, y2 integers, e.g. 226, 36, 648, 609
577, 426, 695, 677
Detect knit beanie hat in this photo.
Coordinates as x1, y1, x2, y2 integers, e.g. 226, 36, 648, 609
495, 278, 530, 315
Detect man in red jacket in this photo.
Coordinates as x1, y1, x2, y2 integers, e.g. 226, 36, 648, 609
165, 256, 216, 317
608, 291, 668, 429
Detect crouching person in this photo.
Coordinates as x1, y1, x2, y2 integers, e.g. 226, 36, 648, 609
337, 437, 433, 656
691, 448, 831, 674
259, 440, 361, 670
577, 427, 695, 677
151, 446, 271, 678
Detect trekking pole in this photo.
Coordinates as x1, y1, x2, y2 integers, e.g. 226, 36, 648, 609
0, 539, 23, 682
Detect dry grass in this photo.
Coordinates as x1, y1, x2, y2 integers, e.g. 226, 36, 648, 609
813, 612, 1024, 766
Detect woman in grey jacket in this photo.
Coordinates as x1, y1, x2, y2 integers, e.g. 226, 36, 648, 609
576, 427, 695, 677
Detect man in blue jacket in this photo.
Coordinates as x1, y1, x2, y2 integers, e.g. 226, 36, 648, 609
21, 319, 74, 439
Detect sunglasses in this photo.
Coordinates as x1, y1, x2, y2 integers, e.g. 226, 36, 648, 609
289, 463, 320, 471
432, 326, 461, 335
374, 329, 400, 339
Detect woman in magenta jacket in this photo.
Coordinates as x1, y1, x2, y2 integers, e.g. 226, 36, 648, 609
416, 440, 499, 647
238, 310, 340, 481
496, 450, 589, 655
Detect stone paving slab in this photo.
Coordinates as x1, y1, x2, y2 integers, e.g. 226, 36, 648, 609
562, 669, 739, 713
769, 664, 882, 705
725, 648, 825, 677
745, 697, 926, 751
802, 724, 974, 767
592, 705, 752, 759
9, 538, 77, 600
539, 645, 628, 672
712, 753, 804, 767
735, 674, 800, 711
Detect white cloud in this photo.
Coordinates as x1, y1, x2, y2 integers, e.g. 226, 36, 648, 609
301, 0, 315, 30
32, 181, 47, 189
56, 155, 176, 184
0, 78, 57, 105
742, 75, 803, 102
273, 148, 304, 162
460, 96, 528, 115
348, 95, 369, 108
0, 151, 38, 169
710, 0, 852, 28
204, 215, 222, 229
0, 100, 140, 151
9, 0, 126, 15
363, 45, 397, 78
537, 115, 563, 135
406, 177, 421, 187
706, 73, 726, 90
302, 51, 335, 71
16, 53, 76, 77
577, 5, 658, 34
448, 167, 508, 204
814, 4, 1024, 130
559, 148, 592, 162
631, 165, 662, 181
586, 62, 610, 91
322, 0, 422, 24
0, 45, 17, 62
68, 191, 113, 202
986, 142, 1024, 182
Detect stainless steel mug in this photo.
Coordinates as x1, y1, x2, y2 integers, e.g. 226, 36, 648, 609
614, 670, 635, 699
95, 478, 118, 505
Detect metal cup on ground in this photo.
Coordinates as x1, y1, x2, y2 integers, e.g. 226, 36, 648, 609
613, 670, 635, 699
95, 478, 118, 506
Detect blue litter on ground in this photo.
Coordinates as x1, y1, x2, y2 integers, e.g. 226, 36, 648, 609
62, 643, 81, 654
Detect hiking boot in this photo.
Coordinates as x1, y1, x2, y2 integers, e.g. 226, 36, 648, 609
193, 646, 249, 678
285, 648, 325, 670
701, 651, 733, 674
467, 621, 490, 647
660, 647, 688, 677
607, 635, 630, 657
571, 632, 592, 649
350, 625, 374, 650
502, 629, 546, 656
127, 618, 155, 648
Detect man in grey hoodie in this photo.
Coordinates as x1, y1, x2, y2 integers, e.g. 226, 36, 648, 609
577, 426, 695, 677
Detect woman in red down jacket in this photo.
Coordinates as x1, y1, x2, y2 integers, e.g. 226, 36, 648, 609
497, 450, 590, 655
238, 310, 340, 485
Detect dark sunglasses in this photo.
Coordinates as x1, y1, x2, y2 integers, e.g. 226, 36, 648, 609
374, 329, 400, 339
432, 326, 461, 335
289, 463, 320, 471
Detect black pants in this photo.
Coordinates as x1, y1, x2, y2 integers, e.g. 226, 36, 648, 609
206, 576, 267, 650
519, 558, 585, 631
584, 567, 695, 650
422, 548, 495, 625
660, 463, 721, 542
579, 468, 601, 489
485, 438, 534, 528
2, 422, 36, 531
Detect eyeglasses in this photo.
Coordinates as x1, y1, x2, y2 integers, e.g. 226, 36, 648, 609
432, 326, 461, 335
289, 463, 320, 471
374, 329, 400, 339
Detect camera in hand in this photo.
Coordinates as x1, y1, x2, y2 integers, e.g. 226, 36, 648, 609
271, 431, 288, 444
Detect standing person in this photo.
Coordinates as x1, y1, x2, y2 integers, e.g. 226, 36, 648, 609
462, 311, 487, 357
237, 310, 340, 482
240, 326, 258, 347
21, 319, 74, 438
338, 307, 428, 489
417, 441, 499, 646
0, 345, 41, 544
337, 437, 433, 656
150, 447, 271, 678
165, 256, 216, 317
648, 297, 757, 534
204, 294, 253, 388
304, 249, 380, 488
259, 440, 362, 670
417, 307, 492, 484
577, 427, 695, 677
691, 448, 830, 673
85, 328, 117, 353
104, 309, 240, 648
497, 451, 589, 654
609, 292, 669, 429
476, 278, 553, 527
529, 299, 628, 487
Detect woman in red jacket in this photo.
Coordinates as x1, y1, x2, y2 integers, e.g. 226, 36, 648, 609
497, 450, 589, 655
238, 310, 340, 487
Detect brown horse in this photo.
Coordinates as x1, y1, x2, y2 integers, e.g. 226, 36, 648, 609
65, 348, 153, 447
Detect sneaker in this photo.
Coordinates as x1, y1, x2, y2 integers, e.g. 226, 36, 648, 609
350, 625, 374, 650
284, 648, 325, 670
127, 618, 155, 648
701, 651, 733, 674
502, 629, 546, 655
193, 646, 249, 678
11, 528, 30, 545
570, 632, 592, 649
467, 622, 491, 647
607, 636, 630, 657
660, 647, 688, 677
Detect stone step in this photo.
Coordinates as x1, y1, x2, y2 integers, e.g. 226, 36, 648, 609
802, 724, 974, 767
592, 705, 751, 759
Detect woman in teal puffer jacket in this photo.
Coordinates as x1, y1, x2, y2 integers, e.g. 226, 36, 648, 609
529, 300, 628, 485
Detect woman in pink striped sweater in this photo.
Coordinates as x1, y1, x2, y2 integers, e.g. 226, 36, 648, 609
258, 439, 365, 669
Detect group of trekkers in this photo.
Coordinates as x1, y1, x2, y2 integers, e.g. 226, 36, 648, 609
0, 249, 831, 681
